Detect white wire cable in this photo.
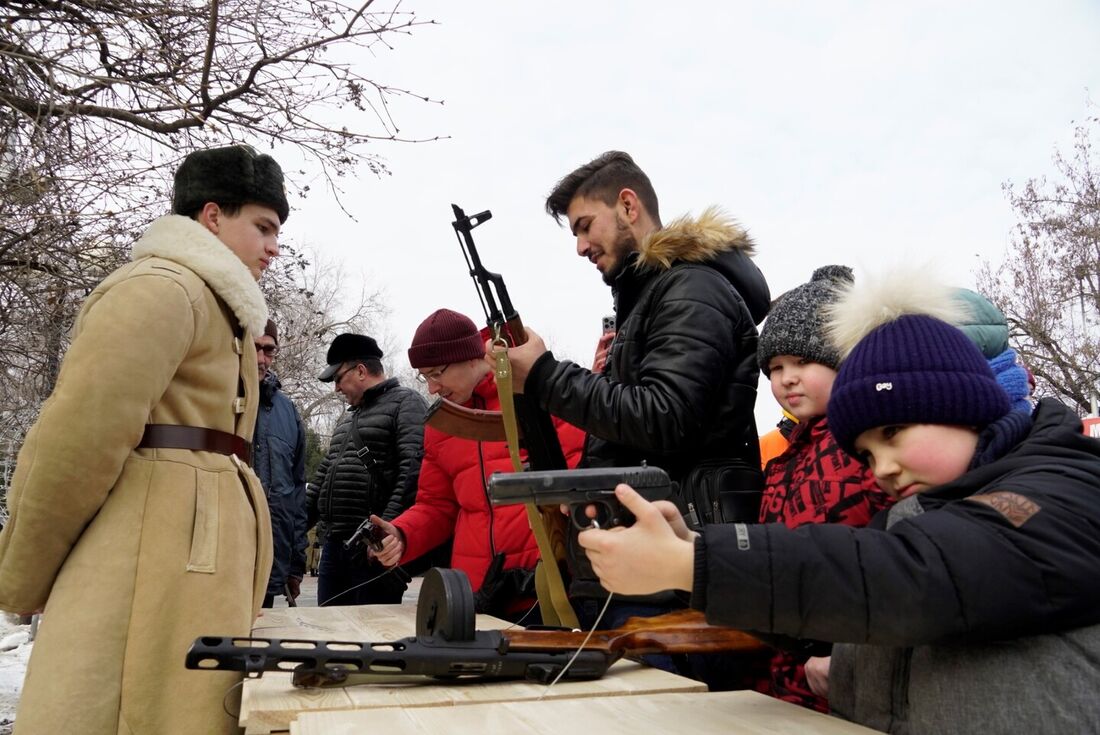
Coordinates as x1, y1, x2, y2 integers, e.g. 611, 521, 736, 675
537, 592, 614, 700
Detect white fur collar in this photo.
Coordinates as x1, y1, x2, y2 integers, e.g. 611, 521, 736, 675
132, 215, 268, 335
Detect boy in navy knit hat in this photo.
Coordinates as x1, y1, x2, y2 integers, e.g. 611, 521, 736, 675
754, 265, 891, 712
577, 272, 1100, 734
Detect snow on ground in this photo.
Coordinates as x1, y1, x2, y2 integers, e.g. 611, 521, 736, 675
0, 613, 31, 734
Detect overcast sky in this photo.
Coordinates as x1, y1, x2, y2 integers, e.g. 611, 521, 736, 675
286, 0, 1100, 430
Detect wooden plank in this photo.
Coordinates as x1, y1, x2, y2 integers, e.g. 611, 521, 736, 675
290, 691, 881, 735
242, 604, 705, 734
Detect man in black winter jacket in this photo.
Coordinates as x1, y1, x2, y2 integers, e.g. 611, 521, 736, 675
496, 151, 771, 628
308, 333, 427, 606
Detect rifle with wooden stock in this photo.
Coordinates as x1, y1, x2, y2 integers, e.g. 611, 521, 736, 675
429, 204, 576, 627
186, 609, 767, 687
186, 569, 768, 688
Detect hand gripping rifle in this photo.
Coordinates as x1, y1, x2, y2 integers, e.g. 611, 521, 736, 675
186, 568, 767, 688
426, 204, 576, 627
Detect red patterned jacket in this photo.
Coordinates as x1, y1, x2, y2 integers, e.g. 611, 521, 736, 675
757, 415, 892, 712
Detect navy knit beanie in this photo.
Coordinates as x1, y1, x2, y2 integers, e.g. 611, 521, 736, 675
408, 309, 485, 368
827, 314, 1012, 455
758, 265, 854, 374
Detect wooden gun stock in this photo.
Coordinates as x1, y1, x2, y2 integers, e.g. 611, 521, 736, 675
424, 397, 515, 442
503, 314, 527, 346
504, 609, 768, 657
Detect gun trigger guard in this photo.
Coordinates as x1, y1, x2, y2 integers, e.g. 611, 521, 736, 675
570, 504, 606, 531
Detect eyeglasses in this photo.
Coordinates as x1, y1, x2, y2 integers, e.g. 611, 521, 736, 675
255, 344, 279, 357
334, 364, 358, 385
415, 365, 449, 384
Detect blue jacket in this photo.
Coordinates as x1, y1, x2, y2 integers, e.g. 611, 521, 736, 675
254, 372, 308, 596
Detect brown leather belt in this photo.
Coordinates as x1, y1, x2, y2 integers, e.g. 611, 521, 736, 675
138, 424, 251, 465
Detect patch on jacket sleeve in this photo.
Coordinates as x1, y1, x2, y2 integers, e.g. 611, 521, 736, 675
965, 491, 1041, 528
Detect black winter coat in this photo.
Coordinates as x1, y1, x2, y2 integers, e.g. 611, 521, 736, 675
695, 400, 1100, 732
527, 209, 770, 598
529, 209, 769, 491
307, 378, 427, 540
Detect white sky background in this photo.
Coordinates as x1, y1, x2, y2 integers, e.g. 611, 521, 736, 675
286, 0, 1100, 431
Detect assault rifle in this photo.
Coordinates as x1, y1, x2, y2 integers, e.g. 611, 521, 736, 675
425, 204, 566, 471
489, 465, 673, 530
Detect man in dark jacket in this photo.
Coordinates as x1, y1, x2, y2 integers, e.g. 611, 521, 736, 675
308, 333, 427, 606
254, 319, 308, 607
498, 151, 770, 625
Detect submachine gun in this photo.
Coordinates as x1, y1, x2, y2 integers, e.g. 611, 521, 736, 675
186, 568, 766, 688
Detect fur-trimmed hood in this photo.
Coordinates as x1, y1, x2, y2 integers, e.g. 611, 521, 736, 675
132, 215, 268, 335
636, 206, 770, 324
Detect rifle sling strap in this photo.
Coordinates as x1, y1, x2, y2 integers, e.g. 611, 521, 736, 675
491, 341, 579, 629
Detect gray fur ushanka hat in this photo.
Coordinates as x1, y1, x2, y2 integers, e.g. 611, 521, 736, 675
172, 145, 290, 223
757, 265, 854, 375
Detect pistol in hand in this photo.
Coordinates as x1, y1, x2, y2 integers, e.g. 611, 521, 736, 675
344, 518, 387, 554
488, 465, 672, 530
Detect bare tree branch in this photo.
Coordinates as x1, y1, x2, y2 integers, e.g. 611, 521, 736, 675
977, 110, 1100, 415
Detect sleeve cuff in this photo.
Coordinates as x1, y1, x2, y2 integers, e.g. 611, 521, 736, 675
690, 532, 709, 611
526, 349, 559, 401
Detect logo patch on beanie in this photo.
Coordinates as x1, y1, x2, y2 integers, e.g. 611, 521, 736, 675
966, 491, 1040, 528
875, 382, 893, 392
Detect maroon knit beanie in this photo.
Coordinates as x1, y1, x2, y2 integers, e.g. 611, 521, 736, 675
408, 309, 485, 368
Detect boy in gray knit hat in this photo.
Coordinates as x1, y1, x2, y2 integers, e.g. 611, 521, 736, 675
752, 265, 891, 713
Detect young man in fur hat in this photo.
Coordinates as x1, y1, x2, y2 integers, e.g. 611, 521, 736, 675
0, 145, 284, 734
577, 274, 1100, 734
492, 151, 770, 634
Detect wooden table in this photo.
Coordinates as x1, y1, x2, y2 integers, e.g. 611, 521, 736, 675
288, 691, 881, 734
242, 604, 707, 734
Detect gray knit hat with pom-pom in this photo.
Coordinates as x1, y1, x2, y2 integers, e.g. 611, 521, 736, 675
758, 265, 854, 375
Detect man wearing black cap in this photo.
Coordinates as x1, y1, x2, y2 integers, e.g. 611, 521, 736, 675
0, 144, 286, 734
307, 333, 427, 605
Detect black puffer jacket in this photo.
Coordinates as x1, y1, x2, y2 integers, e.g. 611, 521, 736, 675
695, 400, 1100, 733
307, 378, 427, 540
527, 208, 770, 599
528, 208, 769, 494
